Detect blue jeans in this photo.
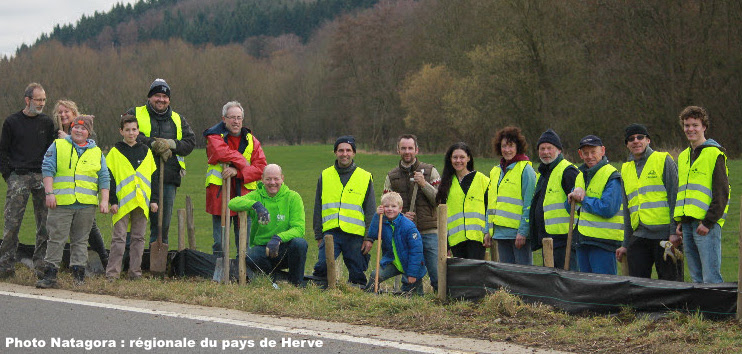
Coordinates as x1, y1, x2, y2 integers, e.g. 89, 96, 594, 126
313, 230, 370, 285
401, 232, 438, 292
366, 263, 423, 295
246, 238, 308, 285
496, 239, 533, 265
211, 215, 245, 258
682, 220, 723, 283
149, 183, 177, 244
576, 244, 617, 275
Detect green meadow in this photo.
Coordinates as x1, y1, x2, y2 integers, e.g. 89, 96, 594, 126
4, 145, 740, 282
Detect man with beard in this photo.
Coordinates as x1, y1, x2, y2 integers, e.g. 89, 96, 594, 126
528, 129, 579, 270
381, 134, 440, 292
0, 83, 56, 278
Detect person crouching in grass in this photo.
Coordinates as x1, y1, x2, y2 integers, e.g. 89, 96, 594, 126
105, 114, 158, 280
365, 192, 426, 295
37, 115, 109, 288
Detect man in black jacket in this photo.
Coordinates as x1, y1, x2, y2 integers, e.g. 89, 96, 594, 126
0, 83, 56, 278
126, 79, 196, 244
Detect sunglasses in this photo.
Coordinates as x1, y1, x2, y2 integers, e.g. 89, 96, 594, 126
627, 135, 646, 142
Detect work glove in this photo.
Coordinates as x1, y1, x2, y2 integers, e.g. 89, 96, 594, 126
165, 139, 176, 150
659, 240, 683, 264
251, 201, 270, 225
266, 235, 281, 258
151, 138, 170, 155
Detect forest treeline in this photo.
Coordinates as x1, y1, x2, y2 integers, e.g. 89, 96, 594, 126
1, 0, 741, 159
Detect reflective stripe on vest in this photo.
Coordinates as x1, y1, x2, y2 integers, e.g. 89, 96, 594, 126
674, 146, 730, 227
447, 172, 489, 247
107, 147, 157, 224
575, 164, 624, 241
321, 167, 372, 236
52, 139, 102, 205
135, 106, 186, 170
204, 132, 256, 190
622, 151, 671, 230
542, 159, 574, 234
487, 161, 530, 231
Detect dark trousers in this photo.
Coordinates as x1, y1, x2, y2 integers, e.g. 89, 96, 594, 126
313, 230, 370, 285
450, 240, 486, 260
246, 238, 308, 285
627, 235, 683, 281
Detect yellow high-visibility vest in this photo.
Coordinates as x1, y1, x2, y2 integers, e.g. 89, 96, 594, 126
447, 172, 490, 246
135, 105, 186, 170
622, 152, 671, 230
542, 159, 574, 234
204, 132, 256, 190
488, 161, 530, 231
52, 139, 102, 206
321, 167, 372, 236
107, 147, 157, 224
574, 164, 624, 241
674, 146, 729, 227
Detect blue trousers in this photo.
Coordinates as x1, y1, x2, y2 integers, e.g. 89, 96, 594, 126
401, 232, 438, 292
211, 215, 245, 258
366, 263, 423, 295
682, 220, 723, 283
496, 239, 533, 265
577, 244, 617, 275
313, 230, 370, 285
246, 238, 308, 285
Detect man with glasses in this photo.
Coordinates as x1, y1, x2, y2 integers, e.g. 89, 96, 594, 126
126, 78, 196, 246
0, 83, 56, 278
204, 101, 266, 257
616, 124, 683, 281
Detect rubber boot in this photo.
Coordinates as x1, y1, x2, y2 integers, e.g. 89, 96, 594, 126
71, 265, 85, 285
35, 265, 58, 289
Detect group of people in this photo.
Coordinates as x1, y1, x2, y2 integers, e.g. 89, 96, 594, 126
0, 79, 728, 293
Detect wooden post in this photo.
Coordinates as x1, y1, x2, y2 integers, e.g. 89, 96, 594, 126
620, 257, 630, 276
437, 204, 448, 301
564, 201, 576, 270
543, 237, 554, 268
185, 196, 196, 250
238, 211, 248, 286
324, 234, 336, 289
222, 178, 231, 284
489, 242, 499, 262
177, 209, 186, 251
737, 196, 742, 321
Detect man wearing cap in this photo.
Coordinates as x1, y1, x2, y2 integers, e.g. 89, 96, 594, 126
37, 115, 110, 288
568, 135, 623, 274
382, 134, 440, 292
126, 78, 196, 245
674, 106, 729, 283
204, 101, 267, 257
312, 135, 376, 286
528, 129, 579, 270
616, 124, 683, 281
0, 83, 56, 278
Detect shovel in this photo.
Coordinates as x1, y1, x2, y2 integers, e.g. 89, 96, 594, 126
149, 158, 168, 275
563, 201, 576, 271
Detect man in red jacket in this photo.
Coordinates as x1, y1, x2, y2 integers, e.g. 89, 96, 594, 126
204, 101, 267, 257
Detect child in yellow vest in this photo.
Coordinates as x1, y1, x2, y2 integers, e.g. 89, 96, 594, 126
105, 114, 158, 280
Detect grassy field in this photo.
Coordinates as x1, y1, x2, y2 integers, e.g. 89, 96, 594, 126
5, 144, 740, 282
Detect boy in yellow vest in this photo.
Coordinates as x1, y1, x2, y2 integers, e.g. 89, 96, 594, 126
105, 114, 158, 280
37, 115, 109, 288
674, 106, 729, 283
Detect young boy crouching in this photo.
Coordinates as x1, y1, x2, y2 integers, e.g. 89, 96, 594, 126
365, 192, 426, 294
105, 114, 158, 280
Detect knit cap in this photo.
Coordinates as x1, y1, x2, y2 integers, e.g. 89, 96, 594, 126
536, 129, 563, 150
71, 115, 94, 135
334, 135, 356, 152
148, 78, 171, 98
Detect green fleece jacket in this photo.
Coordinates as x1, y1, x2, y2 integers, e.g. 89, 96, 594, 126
228, 182, 305, 247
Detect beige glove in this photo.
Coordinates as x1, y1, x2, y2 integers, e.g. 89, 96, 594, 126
151, 138, 172, 161
660, 240, 683, 264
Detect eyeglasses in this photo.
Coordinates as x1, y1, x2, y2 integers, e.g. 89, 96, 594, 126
224, 115, 243, 121
627, 135, 646, 142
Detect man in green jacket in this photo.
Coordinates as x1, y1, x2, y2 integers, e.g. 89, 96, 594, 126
228, 164, 307, 286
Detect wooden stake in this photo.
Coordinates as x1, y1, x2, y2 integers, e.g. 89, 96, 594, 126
374, 214, 383, 293
238, 211, 248, 286
177, 209, 186, 251
437, 204, 448, 302
564, 201, 576, 270
185, 196, 195, 250
222, 175, 231, 284
543, 237, 554, 268
324, 234, 336, 289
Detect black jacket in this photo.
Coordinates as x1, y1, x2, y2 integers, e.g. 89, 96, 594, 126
0, 111, 55, 177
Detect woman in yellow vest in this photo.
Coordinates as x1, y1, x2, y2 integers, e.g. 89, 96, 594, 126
435, 142, 490, 260
37, 115, 110, 288
487, 127, 536, 265
567, 135, 623, 275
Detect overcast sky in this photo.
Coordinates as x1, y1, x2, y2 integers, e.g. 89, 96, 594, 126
0, 0, 138, 58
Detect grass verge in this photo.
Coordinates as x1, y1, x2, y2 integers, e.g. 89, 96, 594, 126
5, 266, 742, 353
